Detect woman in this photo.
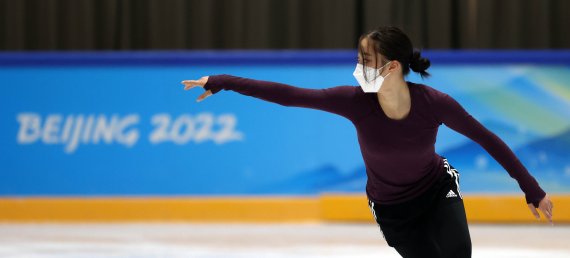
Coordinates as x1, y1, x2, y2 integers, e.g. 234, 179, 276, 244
181, 26, 554, 258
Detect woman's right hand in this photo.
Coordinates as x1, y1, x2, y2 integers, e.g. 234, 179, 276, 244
181, 76, 213, 102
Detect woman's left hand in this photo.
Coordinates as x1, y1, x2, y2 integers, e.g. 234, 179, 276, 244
527, 194, 554, 225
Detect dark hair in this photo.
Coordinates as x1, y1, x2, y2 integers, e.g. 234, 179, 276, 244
358, 26, 431, 79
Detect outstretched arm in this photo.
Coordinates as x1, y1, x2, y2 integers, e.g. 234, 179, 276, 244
432, 92, 554, 223
183, 74, 357, 121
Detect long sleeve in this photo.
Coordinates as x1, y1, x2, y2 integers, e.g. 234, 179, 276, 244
203, 74, 358, 121
433, 92, 546, 207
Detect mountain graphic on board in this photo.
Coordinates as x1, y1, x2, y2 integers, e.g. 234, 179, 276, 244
503, 76, 570, 121
515, 127, 570, 171
439, 119, 538, 171
440, 126, 570, 177
260, 126, 569, 195
257, 163, 366, 194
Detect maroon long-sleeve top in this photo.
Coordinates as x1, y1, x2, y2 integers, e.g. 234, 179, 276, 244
203, 74, 546, 207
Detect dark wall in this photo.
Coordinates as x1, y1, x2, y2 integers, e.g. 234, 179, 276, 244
1, 0, 569, 50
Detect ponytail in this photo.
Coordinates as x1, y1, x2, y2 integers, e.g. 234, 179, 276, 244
409, 49, 431, 79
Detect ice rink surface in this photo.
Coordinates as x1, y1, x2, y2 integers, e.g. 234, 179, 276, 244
0, 223, 569, 258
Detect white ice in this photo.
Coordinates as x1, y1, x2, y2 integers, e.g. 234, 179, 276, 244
0, 223, 568, 258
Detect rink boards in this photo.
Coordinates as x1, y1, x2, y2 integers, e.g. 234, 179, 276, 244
1, 51, 569, 223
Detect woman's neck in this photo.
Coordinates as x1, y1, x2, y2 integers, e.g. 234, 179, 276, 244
376, 77, 411, 119
377, 77, 409, 104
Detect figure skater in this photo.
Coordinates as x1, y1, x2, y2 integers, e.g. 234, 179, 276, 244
181, 26, 554, 258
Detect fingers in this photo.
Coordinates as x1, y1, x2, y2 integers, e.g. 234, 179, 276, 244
181, 80, 203, 85
181, 80, 204, 90
180, 76, 209, 90
540, 208, 553, 225
536, 195, 554, 225
540, 200, 554, 225
548, 200, 553, 216
528, 203, 540, 220
180, 77, 212, 103
196, 90, 212, 102
530, 196, 555, 225
181, 76, 209, 90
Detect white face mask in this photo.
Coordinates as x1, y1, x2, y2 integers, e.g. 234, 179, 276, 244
353, 61, 391, 93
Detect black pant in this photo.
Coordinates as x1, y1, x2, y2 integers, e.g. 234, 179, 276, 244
368, 158, 472, 258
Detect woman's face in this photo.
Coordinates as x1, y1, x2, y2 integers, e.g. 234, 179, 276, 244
358, 37, 385, 69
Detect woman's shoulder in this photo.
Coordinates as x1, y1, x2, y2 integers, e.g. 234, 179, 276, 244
409, 81, 450, 104
408, 82, 453, 124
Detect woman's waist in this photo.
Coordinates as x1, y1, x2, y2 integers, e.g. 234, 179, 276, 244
365, 155, 445, 205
